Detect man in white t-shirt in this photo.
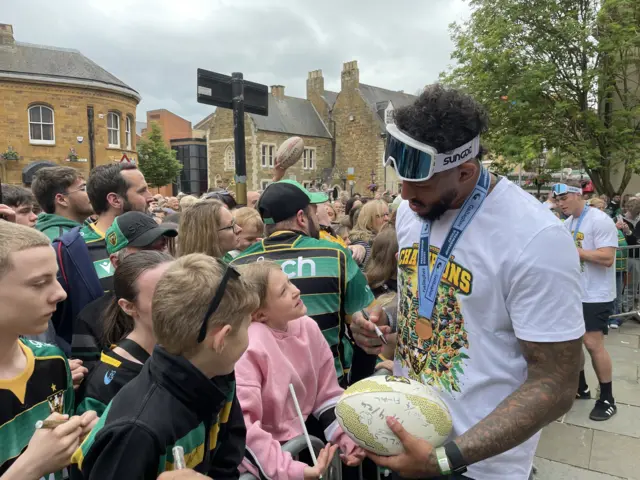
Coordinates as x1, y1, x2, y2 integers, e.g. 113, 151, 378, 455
554, 183, 618, 421
349, 85, 584, 480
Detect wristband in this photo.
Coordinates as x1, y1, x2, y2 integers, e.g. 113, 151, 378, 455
444, 441, 468, 474
435, 447, 452, 475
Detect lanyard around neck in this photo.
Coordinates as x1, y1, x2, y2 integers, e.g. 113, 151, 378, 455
417, 168, 491, 320
570, 204, 589, 241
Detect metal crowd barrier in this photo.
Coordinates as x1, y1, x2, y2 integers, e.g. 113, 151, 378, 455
609, 245, 640, 322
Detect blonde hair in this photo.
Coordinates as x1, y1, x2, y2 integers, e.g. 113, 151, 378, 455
152, 253, 259, 355
178, 199, 228, 258
237, 261, 282, 310
365, 226, 398, 289
179, 195, 199, 210
350, 200, 388, 243
234, 207, 264, 234
0, 222, 51, 279
589, 198, 606, 210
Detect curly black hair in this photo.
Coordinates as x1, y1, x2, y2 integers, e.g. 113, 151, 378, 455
394, 84, 489, 153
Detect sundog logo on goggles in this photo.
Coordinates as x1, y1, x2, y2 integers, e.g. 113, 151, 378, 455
552, 183, 582, 197
384, 124, 480, 182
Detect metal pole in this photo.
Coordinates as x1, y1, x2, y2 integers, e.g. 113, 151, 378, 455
231, 72, 247, 206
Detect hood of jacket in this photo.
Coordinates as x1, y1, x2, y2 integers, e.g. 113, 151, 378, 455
36, 213, 80, 232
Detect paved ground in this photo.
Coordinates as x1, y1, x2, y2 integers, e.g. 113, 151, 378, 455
534, 320, 640, 479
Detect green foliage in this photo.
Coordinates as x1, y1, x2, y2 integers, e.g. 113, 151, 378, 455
442, 0, 640, 196
137, 122, 182, 188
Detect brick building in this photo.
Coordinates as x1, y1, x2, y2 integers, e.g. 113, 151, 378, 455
0, 24, 140, 185
196, 85, 333, 192
197, 60, 415, 194
141, 109, 193, 145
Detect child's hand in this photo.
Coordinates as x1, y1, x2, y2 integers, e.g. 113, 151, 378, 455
79, 410, 99, 437
18, 413, 84, 478
340, 447, 366, 467
69, 359, 88, 389
375, 360, 395, 373
303, 444, 339, 479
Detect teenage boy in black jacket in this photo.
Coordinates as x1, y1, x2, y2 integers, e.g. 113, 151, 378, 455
71, 253, 260, 480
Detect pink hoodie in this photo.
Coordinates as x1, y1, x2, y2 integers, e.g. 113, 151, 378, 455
235, 316, 359, 480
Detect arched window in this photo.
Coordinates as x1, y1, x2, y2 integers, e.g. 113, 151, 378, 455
224, 146, 235, 171
107, 112, 120, 148
125, 115, 133, 150
28, 105, 55, 145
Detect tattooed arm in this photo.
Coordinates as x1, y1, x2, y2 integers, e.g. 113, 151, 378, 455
450, 337, 582, 465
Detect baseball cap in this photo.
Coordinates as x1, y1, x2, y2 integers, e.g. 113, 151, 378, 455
258, 179, 328, 225
106, 211, 178, 255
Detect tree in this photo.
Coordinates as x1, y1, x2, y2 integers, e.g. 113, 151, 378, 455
442, 0, 640, 196
137, 122, 182, 188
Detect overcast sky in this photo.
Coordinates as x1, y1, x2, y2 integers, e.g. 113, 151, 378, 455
4, 0, 471, 125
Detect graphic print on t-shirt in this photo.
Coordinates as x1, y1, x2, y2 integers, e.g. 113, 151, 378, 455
396, 243, 472, 393
570, 230, 585, 272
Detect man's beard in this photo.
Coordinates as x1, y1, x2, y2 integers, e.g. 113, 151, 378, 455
123, 196, 148, 214
306, 214, 321, 239
415, 188, 458, 222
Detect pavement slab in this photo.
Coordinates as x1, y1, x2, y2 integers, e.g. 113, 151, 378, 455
533, 457, 628, 480
589, 431, 640, 480
535, 422, 593, 469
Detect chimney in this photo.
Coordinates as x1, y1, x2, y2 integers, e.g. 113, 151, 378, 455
341, 60, 359, 91
306, 69, 325, 100
271, 85, 285, 99
0, 24, 15, 47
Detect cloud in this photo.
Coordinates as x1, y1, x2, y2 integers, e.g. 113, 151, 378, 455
3, 0, 471, 124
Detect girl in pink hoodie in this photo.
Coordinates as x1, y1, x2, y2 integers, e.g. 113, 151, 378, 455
236, 261, 365, 480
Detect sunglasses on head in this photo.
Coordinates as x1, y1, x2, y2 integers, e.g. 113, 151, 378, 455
197, 262, 241, 343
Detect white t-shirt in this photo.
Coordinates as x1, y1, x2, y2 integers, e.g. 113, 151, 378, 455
563, 207, 618, 303
393, 179, 585, 480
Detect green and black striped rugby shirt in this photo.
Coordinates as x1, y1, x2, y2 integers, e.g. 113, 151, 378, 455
231, 231, 374, 380
0, 339, 74, 479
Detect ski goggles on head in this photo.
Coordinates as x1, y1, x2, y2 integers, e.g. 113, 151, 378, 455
384, 124, 481, 182
552, 183, 582, 198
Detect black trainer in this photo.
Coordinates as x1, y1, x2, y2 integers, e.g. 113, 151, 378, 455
576, 387, 591, 399
589, 399, 617, 421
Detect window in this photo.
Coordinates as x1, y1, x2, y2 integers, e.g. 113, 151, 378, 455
28, 105, 55, 145
125, 116, 132, 150
303, 148, 315, 170
107, 112, 120, 148
260, 179, 272, 190
302, 181, 312, 189
224, 146, 235, 171
261, 143, 275, 168
385, 108, 395, 124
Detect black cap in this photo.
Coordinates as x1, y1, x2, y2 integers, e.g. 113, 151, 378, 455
257, 180, 328, 225
106, 211, 178, 255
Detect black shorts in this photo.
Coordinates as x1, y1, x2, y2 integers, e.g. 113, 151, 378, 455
583, 302, 614, 334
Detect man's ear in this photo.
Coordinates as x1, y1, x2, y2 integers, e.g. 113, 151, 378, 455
106, 192, 123, 211
296, 209, 307, 229
55, 193, 70, 210
110, 253, 120, 270
207, 324, 232, 354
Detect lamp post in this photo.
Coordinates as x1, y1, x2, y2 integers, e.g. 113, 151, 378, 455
368, 169, 378, 195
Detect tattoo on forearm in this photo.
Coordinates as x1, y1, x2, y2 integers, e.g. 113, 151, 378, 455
455, 338, 583, 466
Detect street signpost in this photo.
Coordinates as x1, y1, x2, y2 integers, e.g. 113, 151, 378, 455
197, 68, 268, 205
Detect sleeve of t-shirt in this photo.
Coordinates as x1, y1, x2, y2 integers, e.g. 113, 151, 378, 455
506, 224, 585, 343
592, 213, 619, 249
343, 249, 375, 315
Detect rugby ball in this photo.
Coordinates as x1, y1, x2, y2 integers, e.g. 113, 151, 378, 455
275, 136, 304, 170
335, 375, 452, 456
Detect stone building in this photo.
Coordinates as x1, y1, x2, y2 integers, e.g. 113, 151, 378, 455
0, 24, 140, 185
197, 60, 416, 194
195, 85, 333, 192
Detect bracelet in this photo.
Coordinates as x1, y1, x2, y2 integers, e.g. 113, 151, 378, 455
435, 447, 452, 475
